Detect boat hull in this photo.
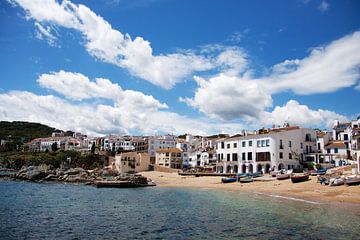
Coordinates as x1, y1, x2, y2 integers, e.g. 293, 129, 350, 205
221, 177, 237, 183
291, 174, 309, 183
276, 174, 290, 180
239, 177, 253, 183
345, 176, 360, 186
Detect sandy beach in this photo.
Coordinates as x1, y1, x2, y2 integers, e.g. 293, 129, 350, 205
140, 171, 360, 205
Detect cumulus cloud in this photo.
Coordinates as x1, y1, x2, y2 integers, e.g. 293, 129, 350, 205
0, 72, 244, 136
37, 70, 168, 111
260, 100, 348, 128
184, 31, 360, 123
181, 74, 272, 121
9, 0, 214, 89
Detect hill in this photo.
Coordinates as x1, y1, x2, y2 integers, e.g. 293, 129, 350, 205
0, 121, 55, 142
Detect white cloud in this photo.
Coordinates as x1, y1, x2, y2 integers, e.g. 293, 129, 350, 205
265, 31, 360, 95
182, 74, 272, 121
37, 70, 168, 111
34, 22, 59, 47
318, 1, 329, 13
260, 100, 348, 128
0, 72, 244, 136
0, 91, 245, 136
10, 0, 214, 89
184, 31, 360, 123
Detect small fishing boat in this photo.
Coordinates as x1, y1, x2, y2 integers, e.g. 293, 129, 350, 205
276, 170, 292, 180
344, 175, 360, 186
276, 172, 289, 180
317, 175, 329, 185
329, 176, 345, 186
291, 172, 309, 183
239, 176, 253, 183
221, 176, 237, 183
310, 168, 327, 176
251, 171, 263, 178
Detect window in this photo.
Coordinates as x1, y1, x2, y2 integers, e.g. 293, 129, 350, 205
257, 140, 261, 147
233, 143, 237, 148
334, 148, 338, 153
242, 152, 246, 161
242, 141, 246, 147
279, 152, 283, 159
227, 154, 230, 161
289, 141, 292, 148
300, 143, 303, 149
261, 140, 265, 147
317, 143, 321, 150
327, 149, 330, 154
227, 144, 230, 149
232, 153, 238, 161
249, 141, 252, 147
280, 139, 283, 149
247, 152, 253, 160
221, 153, 224, 160
289, 153, 292, 159
221, 142, 224, 149
344, 134, 348, 140
266, 139, 270, 147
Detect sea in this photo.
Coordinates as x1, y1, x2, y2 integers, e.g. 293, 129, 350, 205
0, 180, 359, 240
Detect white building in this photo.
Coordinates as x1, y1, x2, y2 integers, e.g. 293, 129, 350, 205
148, 135, 176, 161
216, 126, 318, 174
155, 148, 183, 169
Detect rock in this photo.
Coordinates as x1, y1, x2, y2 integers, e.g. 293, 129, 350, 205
16, 166, 47, 181
64, 168, 87, 176
44, 174, 57, 181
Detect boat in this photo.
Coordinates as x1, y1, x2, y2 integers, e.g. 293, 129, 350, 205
344, 175, 360, 186
291, 172, 309, 183
310, 168, 327, 176
221, 176, 237, 183
276, 170, 292, 180
239, 176, 253, 183
251, 171, 263, 178
276, 172, 290, 180
329, 176, 345, 186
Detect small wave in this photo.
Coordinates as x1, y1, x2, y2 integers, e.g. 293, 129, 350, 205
254, 192, 322, 205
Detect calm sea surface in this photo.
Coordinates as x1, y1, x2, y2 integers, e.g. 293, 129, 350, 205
0, 180, 359, 240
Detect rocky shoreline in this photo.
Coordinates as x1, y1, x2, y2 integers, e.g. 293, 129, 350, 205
0, 165, 135, 185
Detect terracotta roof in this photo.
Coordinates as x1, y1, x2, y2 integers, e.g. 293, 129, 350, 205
324, 141, 346, 149
156, 148, 183, 153
316, 131, 327, 137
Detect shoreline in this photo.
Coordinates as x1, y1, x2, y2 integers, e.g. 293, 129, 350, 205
140, 171, 360, 206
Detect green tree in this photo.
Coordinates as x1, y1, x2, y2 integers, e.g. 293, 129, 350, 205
51, 142, 58, 152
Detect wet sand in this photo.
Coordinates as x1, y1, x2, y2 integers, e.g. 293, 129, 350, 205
140, 171, 360, 205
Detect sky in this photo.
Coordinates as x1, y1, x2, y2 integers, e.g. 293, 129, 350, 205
0, 0, 359, 136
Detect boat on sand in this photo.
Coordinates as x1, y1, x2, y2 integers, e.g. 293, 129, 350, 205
291, 172, 309, 183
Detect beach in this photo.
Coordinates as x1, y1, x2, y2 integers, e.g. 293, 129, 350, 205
140, 171, 360, 205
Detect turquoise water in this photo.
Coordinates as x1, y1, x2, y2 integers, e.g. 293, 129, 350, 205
0, 180, 359, 239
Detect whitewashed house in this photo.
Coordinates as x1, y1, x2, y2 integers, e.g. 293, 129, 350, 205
216, 126, 318, 174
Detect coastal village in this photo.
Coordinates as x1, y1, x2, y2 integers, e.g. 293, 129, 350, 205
1, 117, 360, 202
16, 117, 360, 176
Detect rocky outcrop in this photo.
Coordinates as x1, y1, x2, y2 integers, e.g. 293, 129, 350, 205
16, 166, 47, 180
12, 165, 124, 184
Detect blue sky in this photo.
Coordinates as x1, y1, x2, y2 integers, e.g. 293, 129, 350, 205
0, 0, 359, 136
